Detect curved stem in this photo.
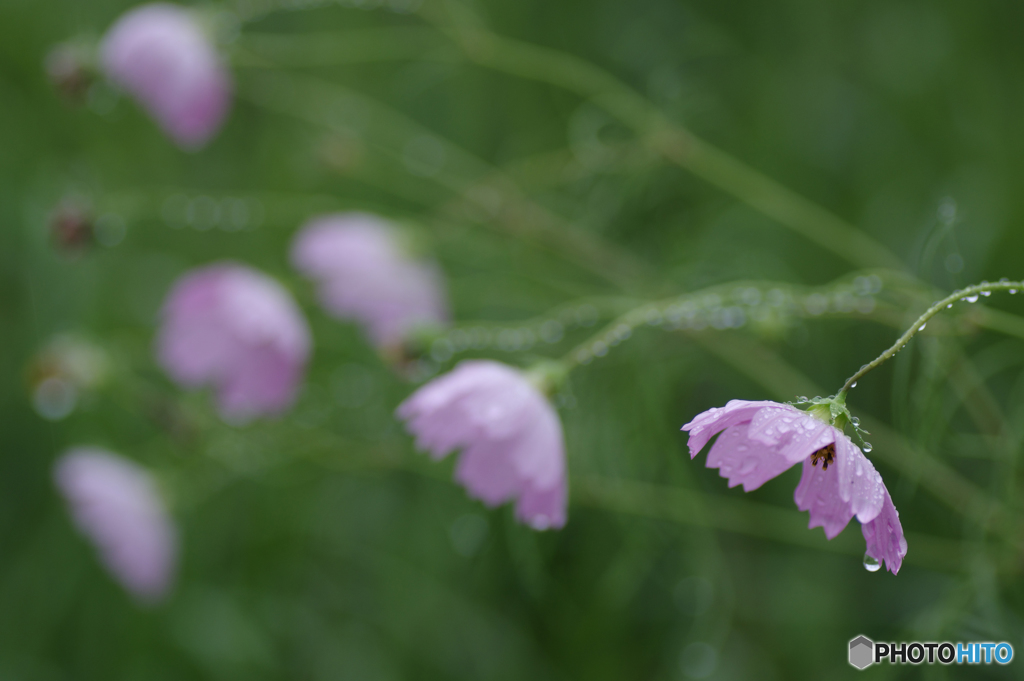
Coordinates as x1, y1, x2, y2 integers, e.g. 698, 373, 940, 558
560, 276, 892, 371
840, 280, 1024, 394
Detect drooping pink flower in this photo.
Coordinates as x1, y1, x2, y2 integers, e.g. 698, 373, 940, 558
54, 447, 177, 603
682, 399, 907, 573
156, 262, 311, 423
397, 360, 567, 530
291, 213, 448, 349
100, 3, 231, 149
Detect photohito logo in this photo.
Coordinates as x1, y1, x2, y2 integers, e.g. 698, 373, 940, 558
849, 635, 1014, 669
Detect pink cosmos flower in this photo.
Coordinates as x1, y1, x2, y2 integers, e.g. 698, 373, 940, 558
100, 3, 231, 149
156, 263, 311, 423
291, 213, 449, 349
54, 447, 177, 603
397, 360, 567, 530
682, 399, 907, 574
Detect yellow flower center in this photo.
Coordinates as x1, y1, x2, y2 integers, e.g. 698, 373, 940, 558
811, 443, 835, 470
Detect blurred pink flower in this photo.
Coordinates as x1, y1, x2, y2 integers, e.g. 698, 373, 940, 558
54, 447, 177, 603
397, 360, 567, 530
291, 213, 448, 348
156, 263, 311, 422
682, 399, 907, 573
100, 3, 231, 149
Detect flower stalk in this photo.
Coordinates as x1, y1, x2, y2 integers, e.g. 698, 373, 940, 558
840, 279, 1024, 394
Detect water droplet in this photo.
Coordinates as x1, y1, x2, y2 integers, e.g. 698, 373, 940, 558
797, 396, 808, 402
863, 554, 881, 572
850, 382, 857, 388
981, 290, 991, 297
862, 442, 873, 453
1000, 278, 1009, 283
965, 295, 979, 303
854, 462, 863, 476
739, 458, 758, 474
918, 323, 926, 331
851, 416, 860, 426
946, 303, 953, 308
1011, 290, 1018, 295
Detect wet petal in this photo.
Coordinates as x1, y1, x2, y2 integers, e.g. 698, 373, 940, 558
515, 480, 566, 530
156, 263, 310, 422
291, 213, 449, 347
706, 424, 797, 491
397, 360, 568, 530
793, 459, 854, 539
833, 433, 885, 523
682, 400, 779, 457
861, 490, 907, 574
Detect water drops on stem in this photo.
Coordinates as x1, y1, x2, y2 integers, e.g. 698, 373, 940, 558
839, 278, 1024, 394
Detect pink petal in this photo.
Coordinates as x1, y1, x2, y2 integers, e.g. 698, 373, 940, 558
291, 213, 449, 347
156, 263, 311, 422
397, 360, 568, 530
861, 490, 907, 574
705, 424, 798, 491
455, 441, 522, 506
746, 405, 834, 463
515, 480, 567, 530
833, 433, 885, 523
793, 459, 855, 540
54, 448, 177, 602
101, 3, 231, 149
681, 400, 779, 457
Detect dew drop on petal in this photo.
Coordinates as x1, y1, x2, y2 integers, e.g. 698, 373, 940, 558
739, 458, 758, 474
863, 554, 881, 572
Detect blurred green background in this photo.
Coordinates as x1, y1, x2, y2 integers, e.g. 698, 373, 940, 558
3, 0, 1024, 678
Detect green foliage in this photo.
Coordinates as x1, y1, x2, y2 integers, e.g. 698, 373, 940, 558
3, 0, 1024, 679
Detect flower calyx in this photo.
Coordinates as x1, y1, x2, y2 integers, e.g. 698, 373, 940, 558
787, 391, 873, 455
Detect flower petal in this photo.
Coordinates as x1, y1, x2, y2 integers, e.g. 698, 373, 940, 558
833, 433, 885, 524
455, 441, 522, 506
54, 448, 177, 602
515, 479, 567, 530
793, 459, 854, 539
681, 400, 779, 458
706, 424, 798, 491
861, 490, 907, 574
397, 360, 568, 530
746, 405, 834, 463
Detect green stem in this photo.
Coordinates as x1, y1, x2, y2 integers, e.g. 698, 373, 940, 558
840, 280, 1024, 393
422, 15, 905, 271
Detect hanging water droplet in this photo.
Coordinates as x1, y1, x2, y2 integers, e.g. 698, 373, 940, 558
1000, 278, 1009, 284
851, 416, 860, 426
981, 290, 991, 297
850, 382, 857, 388
946, 303, 953, 308
863, 554, 881, 572
1011, 289, 1018, 294
862, 442, 873, 453
918, 323, 926, 331
966, 295, 979, 303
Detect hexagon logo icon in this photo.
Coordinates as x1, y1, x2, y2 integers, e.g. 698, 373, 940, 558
849, 635, 874, 670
